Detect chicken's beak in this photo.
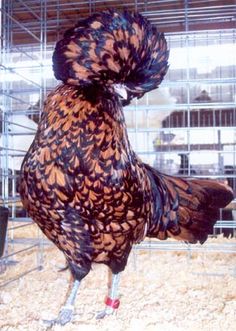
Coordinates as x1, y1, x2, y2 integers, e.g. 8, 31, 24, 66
114, 84, 128, 100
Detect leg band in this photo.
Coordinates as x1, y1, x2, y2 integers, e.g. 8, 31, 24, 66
105, 296, 120, 309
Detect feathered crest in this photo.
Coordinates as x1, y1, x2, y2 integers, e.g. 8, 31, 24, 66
53, 10, 169, 103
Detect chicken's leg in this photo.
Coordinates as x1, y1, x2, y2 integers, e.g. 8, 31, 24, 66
44, 276, 80, 326
96, 270, 121, 319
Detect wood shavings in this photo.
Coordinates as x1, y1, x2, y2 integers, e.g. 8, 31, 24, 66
0, 236, 236, 331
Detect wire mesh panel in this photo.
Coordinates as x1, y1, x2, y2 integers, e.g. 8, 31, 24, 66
0, 0, 47, 278
126, 30, 236, 174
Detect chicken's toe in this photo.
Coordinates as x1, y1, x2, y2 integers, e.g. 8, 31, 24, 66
57, 305, 74, 325
96, 306, 115, 319
43, 306, 74, 327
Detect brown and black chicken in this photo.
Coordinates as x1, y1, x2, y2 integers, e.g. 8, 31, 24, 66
19, 10, 234, 325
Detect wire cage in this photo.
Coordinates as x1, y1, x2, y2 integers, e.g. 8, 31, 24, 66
0, 0, 47, 279
0, 0, 236, 284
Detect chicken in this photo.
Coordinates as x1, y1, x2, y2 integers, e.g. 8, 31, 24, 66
19, 10, 234, 325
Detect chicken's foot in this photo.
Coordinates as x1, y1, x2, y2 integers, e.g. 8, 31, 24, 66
96, 272, 121, 319
44, 279, 80, 327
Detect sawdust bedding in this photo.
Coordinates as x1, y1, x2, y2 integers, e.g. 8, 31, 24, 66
0, 235, 236, 331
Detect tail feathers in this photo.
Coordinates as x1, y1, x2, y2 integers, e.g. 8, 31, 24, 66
145, 164, 234, 244
53, 10, 169, 104
176, 178, 234, 243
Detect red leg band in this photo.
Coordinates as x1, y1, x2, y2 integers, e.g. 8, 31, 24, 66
105, 296, 120, 309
